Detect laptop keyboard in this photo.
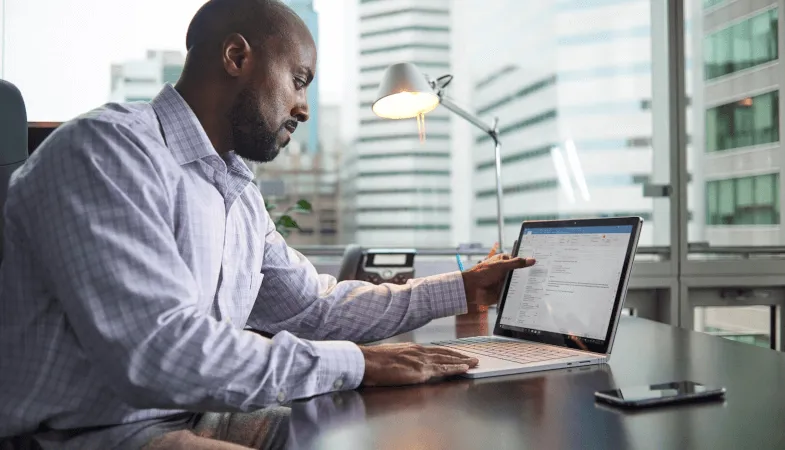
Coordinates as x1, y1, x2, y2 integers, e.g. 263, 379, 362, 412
432, 337, 580, 365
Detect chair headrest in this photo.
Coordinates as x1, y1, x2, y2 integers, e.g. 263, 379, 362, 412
0, 80, 28, 166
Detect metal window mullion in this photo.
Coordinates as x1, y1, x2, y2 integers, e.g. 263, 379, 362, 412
665, 0, 690, 327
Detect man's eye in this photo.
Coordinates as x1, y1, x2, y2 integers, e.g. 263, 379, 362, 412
294, 78, 306, 89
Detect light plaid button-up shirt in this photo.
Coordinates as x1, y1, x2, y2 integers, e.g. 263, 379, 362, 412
0, 85, 467, 449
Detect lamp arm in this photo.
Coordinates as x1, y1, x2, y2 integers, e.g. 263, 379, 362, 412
437, 95, 497, 139
436, 94, 506, 253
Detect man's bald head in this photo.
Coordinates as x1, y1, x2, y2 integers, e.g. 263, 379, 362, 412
185, 0, 306, 54
176, 0, 316, 163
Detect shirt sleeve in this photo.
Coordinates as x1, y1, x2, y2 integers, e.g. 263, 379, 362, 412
14, 118, 362, 412
246, 208, 469, 369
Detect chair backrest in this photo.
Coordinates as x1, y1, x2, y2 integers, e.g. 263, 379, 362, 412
0, 80, 29, 262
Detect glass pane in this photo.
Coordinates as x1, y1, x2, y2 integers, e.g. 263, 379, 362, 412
706, 92, 778, 153
714, 28, 732, 78
6, 0, 671, 249
705, 7, 778, 81
717, 179, 735, 224
735, 177, 754, 225
705, 108, 717, 152
694, 306, 772, 349
689, 2, 782, 247
706, 181, 718, 225
703, 30, 718, 80
755, 174, 774, 204
736, 177, 753, 206
733, 99, 754, 148
754, 92, 775, 145
732, 19, 752, 72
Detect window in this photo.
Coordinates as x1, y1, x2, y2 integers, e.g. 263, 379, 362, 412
706, 174, 780, 226
704, 8, 778, 80
6, 0, 671, 249
696, 307, 773, 349
705, 91, 779, 152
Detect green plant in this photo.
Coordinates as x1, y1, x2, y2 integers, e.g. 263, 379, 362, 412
265, 199, 313, 237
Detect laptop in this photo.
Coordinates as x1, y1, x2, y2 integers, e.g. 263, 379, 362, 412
433, 216, 643, 379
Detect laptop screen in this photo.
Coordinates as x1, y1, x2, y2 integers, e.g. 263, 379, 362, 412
496, 222, 637, 353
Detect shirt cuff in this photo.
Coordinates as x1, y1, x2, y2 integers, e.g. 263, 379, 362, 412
423, 271, 468, 318
312, 340, 365, 391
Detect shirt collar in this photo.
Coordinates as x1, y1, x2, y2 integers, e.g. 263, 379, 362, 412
151, 84, 218, 166
150, 84, 255, 182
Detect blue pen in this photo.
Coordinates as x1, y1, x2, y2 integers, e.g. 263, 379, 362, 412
455, 254, 465, 271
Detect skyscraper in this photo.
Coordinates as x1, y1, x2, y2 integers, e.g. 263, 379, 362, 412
348, 0, 453, 247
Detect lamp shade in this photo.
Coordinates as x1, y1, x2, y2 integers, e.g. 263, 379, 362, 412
371, 62, 440, 119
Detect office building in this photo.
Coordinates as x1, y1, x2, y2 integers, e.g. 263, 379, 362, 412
109, 50, 184, 103
284, 0, 320, 155
691, 0, 782, 246
450, 0, 693, 248
347, 0, 453, 247
687, 0, 781, 338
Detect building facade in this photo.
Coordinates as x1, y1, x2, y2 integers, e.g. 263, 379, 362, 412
692, 0, 782, 246
109, 50, 184, 103
346, 0, 453, 247
450, 0, 694, 248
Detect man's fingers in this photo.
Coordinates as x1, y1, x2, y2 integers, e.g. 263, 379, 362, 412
426, 346, 477, 360
495, 256, 535, 269
427, 353, 479, 367
428, 364, 471, 379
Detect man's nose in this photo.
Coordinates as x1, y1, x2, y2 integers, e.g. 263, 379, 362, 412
293, 97, 309, 123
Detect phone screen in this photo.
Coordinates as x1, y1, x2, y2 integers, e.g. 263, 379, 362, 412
596, 381, 725, 407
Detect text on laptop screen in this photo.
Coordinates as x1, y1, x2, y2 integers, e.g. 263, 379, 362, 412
500, 225, 633, 341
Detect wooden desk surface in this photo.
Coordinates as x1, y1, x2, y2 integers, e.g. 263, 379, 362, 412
286, 311, 785, 449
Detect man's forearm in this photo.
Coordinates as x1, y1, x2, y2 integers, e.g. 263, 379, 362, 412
249, 271, 468, 344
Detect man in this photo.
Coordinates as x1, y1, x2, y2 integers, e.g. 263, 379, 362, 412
0, 0, 534, 449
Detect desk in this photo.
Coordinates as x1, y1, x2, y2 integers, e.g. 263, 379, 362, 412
287, 311, 785, 449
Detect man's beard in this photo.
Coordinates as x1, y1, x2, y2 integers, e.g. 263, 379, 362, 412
227, 88, 286, 163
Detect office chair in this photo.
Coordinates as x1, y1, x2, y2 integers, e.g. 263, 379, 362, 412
0, 80, 39, 450
0, 79, 28, 262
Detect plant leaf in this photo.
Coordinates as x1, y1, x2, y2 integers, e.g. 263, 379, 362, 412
295, 199, 312, 212
277, 215, 300, 230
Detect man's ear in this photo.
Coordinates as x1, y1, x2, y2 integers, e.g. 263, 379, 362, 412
222, 33, 252, 78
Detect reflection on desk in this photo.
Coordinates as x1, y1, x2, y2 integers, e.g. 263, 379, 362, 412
284, 313, 785, 450
289, 365, 626, 450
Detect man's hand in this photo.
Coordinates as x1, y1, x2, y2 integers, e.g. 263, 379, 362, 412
462, 244, 535, 309
359, 343, 479, 386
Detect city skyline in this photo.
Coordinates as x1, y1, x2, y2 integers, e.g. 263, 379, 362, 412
4, 0, 784, 250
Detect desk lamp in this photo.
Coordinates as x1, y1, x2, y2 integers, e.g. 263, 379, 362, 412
371, 62, 505, 251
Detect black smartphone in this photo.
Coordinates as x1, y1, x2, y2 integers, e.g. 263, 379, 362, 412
595, 381, 725, 408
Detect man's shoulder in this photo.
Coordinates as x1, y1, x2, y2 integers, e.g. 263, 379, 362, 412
23, 102, 166, 170
56, 101, 160, 148
11, 102, 171, 195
